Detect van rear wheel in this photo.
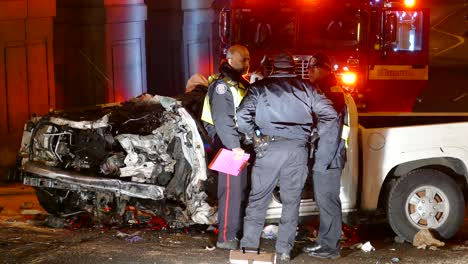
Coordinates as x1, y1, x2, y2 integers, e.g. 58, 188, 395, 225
387, 169, 464, 242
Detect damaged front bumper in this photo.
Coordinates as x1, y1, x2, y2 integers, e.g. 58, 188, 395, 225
19, 95, 217, 226
23, 161, 165, 200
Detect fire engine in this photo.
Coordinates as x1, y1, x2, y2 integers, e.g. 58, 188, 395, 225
214, 0, 430, 112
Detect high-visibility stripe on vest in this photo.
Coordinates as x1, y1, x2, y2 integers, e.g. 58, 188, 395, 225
201, 74, 247, 125
330, 85, 350, 148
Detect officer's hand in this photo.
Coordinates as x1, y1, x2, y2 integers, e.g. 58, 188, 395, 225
232, 148, 245, 160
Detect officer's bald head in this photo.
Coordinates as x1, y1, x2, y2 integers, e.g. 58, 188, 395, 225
226, 45, 250, 75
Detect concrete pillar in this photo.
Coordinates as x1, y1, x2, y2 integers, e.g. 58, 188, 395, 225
0, 0, 56, 176
55, 0, 147, 109
146, 0, 214, 96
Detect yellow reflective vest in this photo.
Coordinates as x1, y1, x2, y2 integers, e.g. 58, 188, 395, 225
201, 74, 247, 125
330, 85, 350, 148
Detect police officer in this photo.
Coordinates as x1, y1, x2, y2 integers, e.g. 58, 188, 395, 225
201, 44, 251, 250
236, 52, 339, 262
303, 52, 348, 259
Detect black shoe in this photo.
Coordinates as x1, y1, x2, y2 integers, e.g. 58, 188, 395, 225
303, 242, 322, 253
276, 252, 291, 263
308, 246, 340, 259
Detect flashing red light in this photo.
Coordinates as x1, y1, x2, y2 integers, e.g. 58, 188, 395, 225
341, 72, 358, 86
404, 0, 415, 8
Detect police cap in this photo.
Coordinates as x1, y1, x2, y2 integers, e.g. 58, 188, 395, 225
272, 52, 295, 69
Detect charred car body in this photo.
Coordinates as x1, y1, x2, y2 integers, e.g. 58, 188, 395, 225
19, 91, 217, 227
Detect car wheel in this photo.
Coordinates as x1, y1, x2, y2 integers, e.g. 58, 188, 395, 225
35, 187, 80, 215
387, 169, 465, 242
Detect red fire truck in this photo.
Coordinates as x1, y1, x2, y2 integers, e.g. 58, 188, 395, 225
214, 0, 429, 112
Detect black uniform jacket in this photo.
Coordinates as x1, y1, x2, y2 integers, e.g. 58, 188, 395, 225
204, 62, 250, 150
316, 74, 347, 170
236, 73, 339, 172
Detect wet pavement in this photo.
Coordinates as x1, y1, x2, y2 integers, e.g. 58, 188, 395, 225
1, 183, 468, 264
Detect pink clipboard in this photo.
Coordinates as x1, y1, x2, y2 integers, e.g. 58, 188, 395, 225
208, 148, 250, 176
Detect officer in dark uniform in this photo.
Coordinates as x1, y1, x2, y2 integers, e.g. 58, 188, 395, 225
236, 52, 339, 262
201, 44, 251, 250
303, 52, 348, 259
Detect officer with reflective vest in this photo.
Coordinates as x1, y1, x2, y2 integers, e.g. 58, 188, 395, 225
201, 44, 251, 250
303, 52, 349, 259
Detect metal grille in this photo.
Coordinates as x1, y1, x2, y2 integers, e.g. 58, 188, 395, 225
293, 55, 313, 80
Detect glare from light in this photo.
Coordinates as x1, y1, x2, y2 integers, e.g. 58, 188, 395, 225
404, 0, 415, 8
334, 64, 339, 71
343, 66, 350, 71
341, 72, 357, 86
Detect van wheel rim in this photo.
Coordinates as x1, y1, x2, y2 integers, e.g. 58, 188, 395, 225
405, 185, 449, 229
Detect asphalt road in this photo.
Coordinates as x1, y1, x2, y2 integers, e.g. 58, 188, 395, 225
1, 184, 468, 264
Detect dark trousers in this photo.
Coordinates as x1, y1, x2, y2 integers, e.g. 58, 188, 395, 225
217, 168, 248, 242
240, 140, 308, 254
313, 169, 342, 250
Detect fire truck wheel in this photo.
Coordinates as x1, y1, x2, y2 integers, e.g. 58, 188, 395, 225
387, 169, 465, 242
35, 187, 81, 215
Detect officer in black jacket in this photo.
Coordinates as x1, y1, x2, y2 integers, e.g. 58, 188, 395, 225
201, 44, 251, 250
236, 52, 339, 262
304, 52, 348, 259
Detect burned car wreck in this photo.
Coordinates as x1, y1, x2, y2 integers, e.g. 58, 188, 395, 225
19, 91, 218, 228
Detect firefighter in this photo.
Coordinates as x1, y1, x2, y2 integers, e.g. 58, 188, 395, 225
201, 44, 251, 250
236, 52, 339, 262
303, 52, 348, 259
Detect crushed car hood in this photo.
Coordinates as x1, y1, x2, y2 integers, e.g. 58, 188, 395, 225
20, 94, 217, 226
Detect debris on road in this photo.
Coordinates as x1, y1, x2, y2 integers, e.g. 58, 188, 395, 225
391, 257, 400, 263
116, 230, 141, 238
115, 230, 144, 243
261, 225, 278, 240
413, 229, 445, 249
205, 245, 216, 251
360, 241, 375, 252
125, 235, 143, 243
349, 242, 363, 250
145, 215, 168, 231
